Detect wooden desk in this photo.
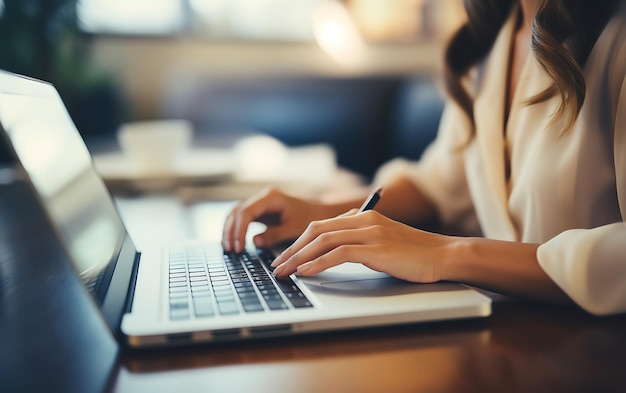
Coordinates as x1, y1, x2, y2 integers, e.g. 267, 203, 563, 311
2, 180, 626, 393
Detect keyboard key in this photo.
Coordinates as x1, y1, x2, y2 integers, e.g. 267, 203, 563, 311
191, 285, 210, 293
286, 292, 313, 308
168, 245, 315, 321
242, 302, 264, 313
193, 298, 215, 317
170, 298, 189, 308
237, 291, 259, 300
218, 301, 240, 315
266, 300, 289, 310
275, 278, 299, 293
170, 307, 190, 320
260, 289, 279, 296
170, 291, 188, 298
206, 263, 223, 270
263, 294, 283, 303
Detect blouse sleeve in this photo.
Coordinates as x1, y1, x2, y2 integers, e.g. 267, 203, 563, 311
373, 101, 479, 233
537, 61, 626, 316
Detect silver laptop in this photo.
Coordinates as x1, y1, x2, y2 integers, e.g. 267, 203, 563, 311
0, 70, 491, 348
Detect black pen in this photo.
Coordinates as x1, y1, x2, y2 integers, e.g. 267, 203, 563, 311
358, 187, 383, 213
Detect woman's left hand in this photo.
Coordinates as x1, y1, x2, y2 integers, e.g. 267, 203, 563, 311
270, 210, 455, 283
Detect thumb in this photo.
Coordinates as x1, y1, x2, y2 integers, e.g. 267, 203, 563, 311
339, 208, 360, 217
253, 226, 295, 248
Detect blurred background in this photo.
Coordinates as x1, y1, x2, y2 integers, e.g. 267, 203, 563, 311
0, 0, 465, 181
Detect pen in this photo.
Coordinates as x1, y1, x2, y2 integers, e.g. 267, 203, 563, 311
358, 187, 383, 213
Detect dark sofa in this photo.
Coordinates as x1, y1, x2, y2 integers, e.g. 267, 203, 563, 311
0, 73, 445, 180
161, 73, 445, 180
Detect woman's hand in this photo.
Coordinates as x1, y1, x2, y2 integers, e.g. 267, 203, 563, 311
222, 187, 335, 253
271, 209, 455, 283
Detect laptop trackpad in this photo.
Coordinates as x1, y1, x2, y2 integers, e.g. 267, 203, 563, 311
299, 264, 462, 297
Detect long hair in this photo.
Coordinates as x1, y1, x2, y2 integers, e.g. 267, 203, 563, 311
443, 0, 620, 135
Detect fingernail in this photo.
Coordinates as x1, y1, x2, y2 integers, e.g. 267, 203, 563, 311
273, 264, 285, 276
223, 240, 230, 251
296, 263, 312, 275
254, 236, 265, 247
235, 240, 241, 252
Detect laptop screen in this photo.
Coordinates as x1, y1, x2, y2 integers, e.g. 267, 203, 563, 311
0, 71, 134, 325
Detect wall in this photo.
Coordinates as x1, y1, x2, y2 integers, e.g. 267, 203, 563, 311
90, 38, 445, 120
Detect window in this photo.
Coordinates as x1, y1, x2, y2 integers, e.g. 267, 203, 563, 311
77, 0, 187, 35
77, 0, 462, 43
189, 0, 319, 41
78, 0, 320, 40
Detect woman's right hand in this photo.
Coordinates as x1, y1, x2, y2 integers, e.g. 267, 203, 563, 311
221, 187, 334, 253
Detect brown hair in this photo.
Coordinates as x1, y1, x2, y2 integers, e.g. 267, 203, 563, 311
443, 0, 620, 134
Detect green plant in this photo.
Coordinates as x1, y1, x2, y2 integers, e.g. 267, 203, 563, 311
1, 0, 86, 88
0, 0, 124, 139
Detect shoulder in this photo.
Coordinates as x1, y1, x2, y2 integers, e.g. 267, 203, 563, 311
588, 14, 626, 94
585, 14, 626, 127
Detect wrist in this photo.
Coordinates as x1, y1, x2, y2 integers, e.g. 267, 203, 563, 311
439, 236, 482, 283
440, 237, 543, 297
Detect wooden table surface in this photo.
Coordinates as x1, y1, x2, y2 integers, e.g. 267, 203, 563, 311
2, 180, 626, 393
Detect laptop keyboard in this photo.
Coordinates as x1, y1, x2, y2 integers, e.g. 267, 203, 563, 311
168, 245, 313, 320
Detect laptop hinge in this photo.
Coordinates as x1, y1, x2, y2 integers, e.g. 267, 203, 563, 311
124, 251, 141, 314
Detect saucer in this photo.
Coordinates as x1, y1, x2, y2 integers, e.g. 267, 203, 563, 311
93, 148, 235, 191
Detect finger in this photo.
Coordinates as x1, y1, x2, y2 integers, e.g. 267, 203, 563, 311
296, 244, 379, 276
270, 219, 328, 268
338, 208, 359, 217
221, 211, 237, 251
273, 227, 369, 277
232, 207, 254, 253
272, 213, 374, 267
254, 225, 292, 249
232, 190, 282, 252
256, 212, 282, 226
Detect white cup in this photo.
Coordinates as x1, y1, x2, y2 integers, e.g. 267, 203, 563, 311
117, 120, 193, 173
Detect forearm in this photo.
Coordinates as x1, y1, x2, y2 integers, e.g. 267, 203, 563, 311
443, 237, 573, 304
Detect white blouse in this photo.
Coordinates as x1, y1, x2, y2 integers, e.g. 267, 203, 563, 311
375, 10, 626, 315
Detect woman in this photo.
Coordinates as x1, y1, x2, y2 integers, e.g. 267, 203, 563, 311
222, 0, 626, 315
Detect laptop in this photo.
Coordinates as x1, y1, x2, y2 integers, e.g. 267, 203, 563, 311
0, 70, 491, 348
